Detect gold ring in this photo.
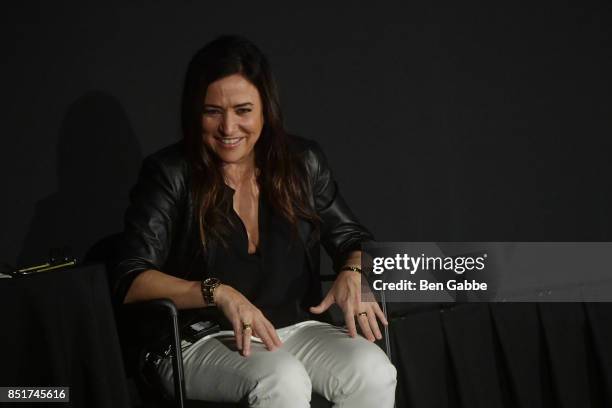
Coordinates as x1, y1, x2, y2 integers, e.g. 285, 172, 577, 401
242, 323, 252, 331
357, 312, 368, 318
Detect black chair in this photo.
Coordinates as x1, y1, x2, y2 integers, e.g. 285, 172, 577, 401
86, 235, 333, 408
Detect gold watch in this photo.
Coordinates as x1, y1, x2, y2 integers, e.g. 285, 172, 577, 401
201, 277, 221, 306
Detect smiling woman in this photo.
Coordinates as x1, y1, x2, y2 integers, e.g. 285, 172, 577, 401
112, 35, 397, 407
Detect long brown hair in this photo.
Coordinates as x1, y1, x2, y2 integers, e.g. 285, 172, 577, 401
181, 35, 319, 250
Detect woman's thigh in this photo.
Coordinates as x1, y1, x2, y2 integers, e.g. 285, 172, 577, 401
156, 333, 312, 406
282, 321, 397, 408
154, 321, 396, 407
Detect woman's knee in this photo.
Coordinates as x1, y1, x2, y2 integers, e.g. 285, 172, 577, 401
333, 340, 397, 400
247, 352, 312, 407
359, 344, 395, 386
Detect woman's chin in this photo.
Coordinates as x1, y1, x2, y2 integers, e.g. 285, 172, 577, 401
216, 149, 252, 165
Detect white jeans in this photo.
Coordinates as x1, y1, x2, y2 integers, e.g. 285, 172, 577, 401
156, 320, 397, 407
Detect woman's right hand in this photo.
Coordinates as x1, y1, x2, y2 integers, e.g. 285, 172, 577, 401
214, 284, 283, 356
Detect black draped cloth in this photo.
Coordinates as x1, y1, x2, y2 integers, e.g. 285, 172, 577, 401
389, 303, 612, 408
0, 264, 130, 408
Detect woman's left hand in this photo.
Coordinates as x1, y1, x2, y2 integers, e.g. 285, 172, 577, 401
310, 270, 388, 341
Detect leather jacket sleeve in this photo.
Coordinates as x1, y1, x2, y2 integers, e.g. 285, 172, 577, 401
110, 152, 186, 304
303, 139, 375, 271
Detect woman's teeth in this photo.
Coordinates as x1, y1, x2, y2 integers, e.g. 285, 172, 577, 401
217, 137, 243, 145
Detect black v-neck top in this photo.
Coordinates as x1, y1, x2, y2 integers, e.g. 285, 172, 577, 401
210, 184, 311, 329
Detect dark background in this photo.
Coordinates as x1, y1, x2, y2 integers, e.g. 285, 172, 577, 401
2, 2, 611, 268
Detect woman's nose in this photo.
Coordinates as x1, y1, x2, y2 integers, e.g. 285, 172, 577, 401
219, 112, 238, 136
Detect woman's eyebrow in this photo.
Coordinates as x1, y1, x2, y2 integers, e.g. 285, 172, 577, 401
203, 102, 254, 109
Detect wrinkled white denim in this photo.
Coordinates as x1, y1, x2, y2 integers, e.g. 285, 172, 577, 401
156, 320, 397, 407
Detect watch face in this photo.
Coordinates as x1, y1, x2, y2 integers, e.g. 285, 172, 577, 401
201, 277, 220, 306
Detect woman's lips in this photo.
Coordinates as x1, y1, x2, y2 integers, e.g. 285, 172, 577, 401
215, 137, 245, 148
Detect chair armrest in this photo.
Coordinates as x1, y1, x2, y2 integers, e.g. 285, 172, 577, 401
121, 298, 179, 316
120, 299, 186, 408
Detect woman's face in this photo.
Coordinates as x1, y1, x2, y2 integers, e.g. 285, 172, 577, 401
202, 74, 264, 166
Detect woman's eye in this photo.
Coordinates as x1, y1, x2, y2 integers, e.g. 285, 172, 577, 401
236, 108, 252, 115
203, 109, 221, 115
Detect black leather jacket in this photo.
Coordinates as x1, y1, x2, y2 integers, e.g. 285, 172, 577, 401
111, 135, 374, 307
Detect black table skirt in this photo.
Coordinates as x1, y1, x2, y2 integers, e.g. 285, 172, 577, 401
389, 303, 612, 408
0, 264, 130, 408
